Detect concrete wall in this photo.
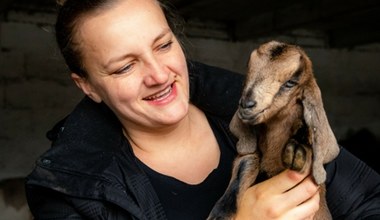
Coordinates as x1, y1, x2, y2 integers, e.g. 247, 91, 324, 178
0, 14, 83, 180
1, 11, 380, 182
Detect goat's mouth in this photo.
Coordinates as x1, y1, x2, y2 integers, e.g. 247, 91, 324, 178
238, 108, 265, 124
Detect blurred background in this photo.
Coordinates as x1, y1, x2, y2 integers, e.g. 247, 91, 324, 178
0, 0, 379, 219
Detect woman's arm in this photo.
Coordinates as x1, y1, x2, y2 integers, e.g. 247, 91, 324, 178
188, 60, 244, 120
325, 147, 380, 220
26, 185, 135, 220
26, 185, 85, 219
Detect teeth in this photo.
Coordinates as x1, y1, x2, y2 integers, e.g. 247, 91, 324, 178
144, 85, 172, 101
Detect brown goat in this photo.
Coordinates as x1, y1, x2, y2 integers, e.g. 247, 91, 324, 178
208, 41, 340, 220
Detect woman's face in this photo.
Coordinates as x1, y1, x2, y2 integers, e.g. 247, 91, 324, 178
73, 0, 189, 131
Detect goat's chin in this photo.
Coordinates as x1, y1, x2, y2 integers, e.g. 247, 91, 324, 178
238, 109, 264, 125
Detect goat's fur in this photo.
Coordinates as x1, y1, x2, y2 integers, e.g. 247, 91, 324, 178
0, 177, 32, 220
208, 41, 340, 220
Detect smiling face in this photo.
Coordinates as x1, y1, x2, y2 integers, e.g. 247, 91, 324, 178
71, 0, 189, 131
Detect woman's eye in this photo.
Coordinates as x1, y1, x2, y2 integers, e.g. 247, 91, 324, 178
158, 41, 173, 51
114, 63, 133, 75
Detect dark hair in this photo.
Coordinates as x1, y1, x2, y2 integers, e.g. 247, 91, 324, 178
55, 0, 185, 78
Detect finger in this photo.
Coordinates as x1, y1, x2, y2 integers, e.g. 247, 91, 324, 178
276, 176, 319, 215
258, 169, 310, 194
284, 189, 320, 220
286, 176, 319, 205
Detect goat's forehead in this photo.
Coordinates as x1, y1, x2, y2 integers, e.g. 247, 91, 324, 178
248, 48, 301, 80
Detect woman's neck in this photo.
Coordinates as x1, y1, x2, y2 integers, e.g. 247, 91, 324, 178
123, 104, 220, 184
124, 104, 198, 155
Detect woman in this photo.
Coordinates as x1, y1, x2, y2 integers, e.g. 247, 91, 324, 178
26, 0, 380, 219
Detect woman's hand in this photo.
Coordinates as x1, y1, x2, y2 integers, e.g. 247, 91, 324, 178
235, 169, 320, 220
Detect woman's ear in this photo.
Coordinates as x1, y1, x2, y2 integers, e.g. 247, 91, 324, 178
71, 73, 102, 103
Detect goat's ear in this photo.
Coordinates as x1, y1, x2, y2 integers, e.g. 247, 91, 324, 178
229, 112, 258, 154
302, 79, 340, 184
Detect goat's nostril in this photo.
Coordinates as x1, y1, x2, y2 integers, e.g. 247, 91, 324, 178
240, 99, 257, 109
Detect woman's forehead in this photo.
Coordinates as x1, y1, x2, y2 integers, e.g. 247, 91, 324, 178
77, 0, 170, 72
78, 0, 167, 41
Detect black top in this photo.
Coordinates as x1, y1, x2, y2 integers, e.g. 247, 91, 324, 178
136, 114, 236, 220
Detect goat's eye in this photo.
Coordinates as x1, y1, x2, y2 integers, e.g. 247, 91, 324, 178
283, 80, 297, 88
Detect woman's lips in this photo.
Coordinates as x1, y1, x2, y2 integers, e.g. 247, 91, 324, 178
143, 83, 175, 103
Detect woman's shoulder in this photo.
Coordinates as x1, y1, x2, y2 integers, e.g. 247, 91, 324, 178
188, 60, 244, 121
27, 97, 127, 187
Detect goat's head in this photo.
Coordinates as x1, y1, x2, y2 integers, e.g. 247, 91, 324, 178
238, 41, 313, 125
234, 41, 340, 184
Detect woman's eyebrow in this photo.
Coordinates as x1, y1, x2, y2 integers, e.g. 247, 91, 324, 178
102, 28, 172, 70
152, 27, 172, 44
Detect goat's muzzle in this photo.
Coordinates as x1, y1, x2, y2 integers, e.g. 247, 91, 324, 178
239, 98, 257, 109
238, 98, 262, 123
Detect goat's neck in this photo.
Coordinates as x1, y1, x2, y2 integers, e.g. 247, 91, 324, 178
257, 102, 304, 175
260, 102, 303, 139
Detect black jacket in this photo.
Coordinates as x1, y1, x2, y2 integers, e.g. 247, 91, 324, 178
26, 61, 380, 220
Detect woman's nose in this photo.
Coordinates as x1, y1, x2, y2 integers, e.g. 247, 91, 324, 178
143, 58, 169, 86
